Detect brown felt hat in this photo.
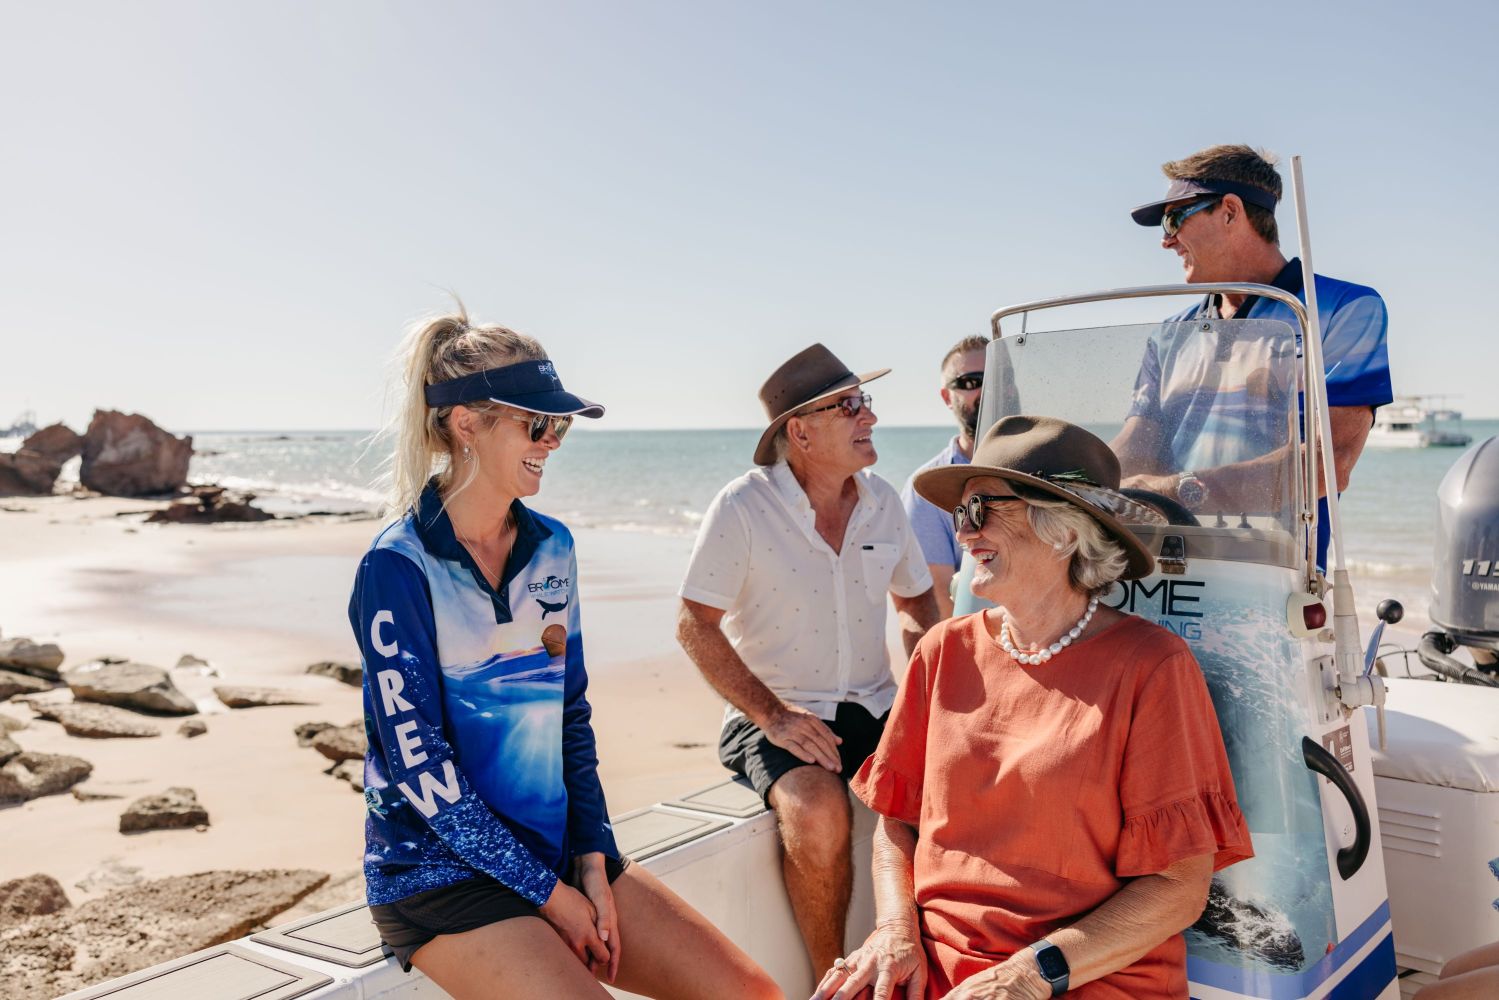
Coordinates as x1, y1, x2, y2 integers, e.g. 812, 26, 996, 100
753, 344, 890, 466
913, 415, 1161, 580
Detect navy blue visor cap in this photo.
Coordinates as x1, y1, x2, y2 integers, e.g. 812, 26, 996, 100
424, 359, 605, 417
1131, 177, 1279, 227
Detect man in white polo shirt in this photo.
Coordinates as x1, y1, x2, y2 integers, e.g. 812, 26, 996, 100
677, 343, 939, 978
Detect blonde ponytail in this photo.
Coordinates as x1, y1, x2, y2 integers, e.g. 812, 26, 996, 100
386, 299, 546, 515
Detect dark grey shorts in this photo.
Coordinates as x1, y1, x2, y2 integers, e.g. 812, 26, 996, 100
370, 856, 629, 972
718, 700, 887, 805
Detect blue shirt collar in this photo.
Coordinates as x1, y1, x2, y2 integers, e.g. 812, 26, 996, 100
1198, 256, 1305, 318
411, 480, 553, 622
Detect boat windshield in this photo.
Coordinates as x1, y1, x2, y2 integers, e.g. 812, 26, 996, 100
977, 316, 1304, 566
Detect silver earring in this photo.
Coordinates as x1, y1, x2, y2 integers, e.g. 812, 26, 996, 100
463, 446, 472, 462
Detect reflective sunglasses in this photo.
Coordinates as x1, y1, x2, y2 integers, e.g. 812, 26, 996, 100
502, 410, 574, 442
952, 493, 1025, 534
801, 392, 872, 419
1162, 196, 1221, 238
946, 371, 984, 391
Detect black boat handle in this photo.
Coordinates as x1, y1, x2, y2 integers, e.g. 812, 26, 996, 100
1301, 736, 1370, 880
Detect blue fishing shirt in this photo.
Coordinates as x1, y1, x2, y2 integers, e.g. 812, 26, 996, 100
1133, 258, 1393, 567
352, 483, 617, 907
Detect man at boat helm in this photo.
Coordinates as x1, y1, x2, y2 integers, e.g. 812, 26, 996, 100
1116, 143, 1393, 568
677, 344, 941, 977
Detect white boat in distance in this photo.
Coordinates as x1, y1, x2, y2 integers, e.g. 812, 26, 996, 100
1367, 396, 1472, 448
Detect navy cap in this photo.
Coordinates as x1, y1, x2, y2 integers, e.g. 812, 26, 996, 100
1131, 176, 1279, 227
424, 359, 605, 417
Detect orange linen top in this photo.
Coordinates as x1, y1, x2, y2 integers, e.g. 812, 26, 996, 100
850, 612, 1253, 999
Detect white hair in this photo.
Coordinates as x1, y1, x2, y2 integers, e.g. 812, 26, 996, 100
1024, 496, 1130, 594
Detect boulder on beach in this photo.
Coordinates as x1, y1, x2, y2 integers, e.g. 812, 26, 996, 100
0, 752, 93, 804
0, 668, 53, 702
212, 685, 311, 709
33, 703, 161, 739
294, 720, 335, 747
0, 868, 328, 1000
306, 660, 362, 686
79, 410, 193, 498
0, 875, 70, 928
0, 638, 65, 680
177, 718, 207, 738
118, 787, 209, 833
23, 424, 84, 464
0, 449, 65, 497
147, 485, 273, 524
310, 723, 366, 762
63, 660, 196, 715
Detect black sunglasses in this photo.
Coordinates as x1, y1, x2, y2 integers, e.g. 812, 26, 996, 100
1162, 196, 1221, 238
952, 493, 1025, 534
946, 371, 984, 391
800, 393, 872, 419
502, 410, 574, 442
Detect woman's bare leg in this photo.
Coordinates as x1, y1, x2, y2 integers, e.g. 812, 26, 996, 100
411, 914, 611, 999
607, 863, 784, 1000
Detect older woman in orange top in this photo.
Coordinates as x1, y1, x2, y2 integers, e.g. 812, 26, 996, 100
812, 416, 1253, 1000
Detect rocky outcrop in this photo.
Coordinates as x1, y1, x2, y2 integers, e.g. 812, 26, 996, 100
212, 686, 310, 709
0, 752, 92, 804
310, 724, 365, 762
0, 712, 27, 733
0, 869, 328, 1000
78, 410, 192, 497
0, 449, 63, 496
177, 718, 207, 738
0, 638, 65, 680
294, 720, 336, 747
23, 424, 83, 464
0, 875, 70, 928
32, 703, 160, 739
64, 660, 196, 715
118, 787, 209, 833
0, 735, 19, 765
147, 485, 273, 524
306, 660, 362, 686
0, 668, 53, 702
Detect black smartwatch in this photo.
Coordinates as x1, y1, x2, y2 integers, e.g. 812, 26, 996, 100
1029, 939, 1070, 996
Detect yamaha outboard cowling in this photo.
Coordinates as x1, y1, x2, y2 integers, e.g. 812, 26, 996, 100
1429, 436, 1499, 655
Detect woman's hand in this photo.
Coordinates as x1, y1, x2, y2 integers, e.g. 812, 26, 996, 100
574, 853, 621, 982
810, 920, 926, 1000
537, 879, 610, 971
944, 955, 1049, 1000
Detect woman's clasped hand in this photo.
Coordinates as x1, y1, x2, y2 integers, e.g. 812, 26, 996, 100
810, 920, 925, 1000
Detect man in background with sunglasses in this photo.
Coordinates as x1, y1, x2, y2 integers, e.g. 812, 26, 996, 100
677, 343, 938, 979
1116, 143, 1392, 568
900, 335, 988, 618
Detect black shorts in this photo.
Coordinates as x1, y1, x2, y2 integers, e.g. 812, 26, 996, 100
370, 856, 629, 972
718, 701, 888, 805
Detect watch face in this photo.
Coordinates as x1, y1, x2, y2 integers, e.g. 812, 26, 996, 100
1035, 944, 1069, 980
1178, 475, 1206, 510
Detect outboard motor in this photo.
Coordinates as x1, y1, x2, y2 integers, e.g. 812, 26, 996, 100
1422, 436, 1499, 684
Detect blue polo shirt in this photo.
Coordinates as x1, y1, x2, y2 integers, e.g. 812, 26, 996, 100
901, 437, 970, 571
352, 483, 617, 908
1132, 258, 1392, 567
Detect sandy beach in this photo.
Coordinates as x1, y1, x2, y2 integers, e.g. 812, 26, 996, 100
0, 495, 738, 910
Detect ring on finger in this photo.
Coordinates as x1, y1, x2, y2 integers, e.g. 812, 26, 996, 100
833, 957, 848, 973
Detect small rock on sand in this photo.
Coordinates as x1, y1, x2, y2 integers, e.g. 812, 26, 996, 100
177, 718, 207, 738
74, 858, 144, 893
0, 668, 53, 702
0, 875, 70, 928
0, 752, 93, 804
328, 759, 365, 792
305, 660, 362, 686
174, 654, 217, 675
294, 720, 336, 747
0, 734, 19, 765
33, 703, 160, 739
0, 711, 28, 733
119, 787, 209, 833
0, 638, 65, 680
212, 685, 311, 709
63, 660, 196, 716
310, 724, 366, 762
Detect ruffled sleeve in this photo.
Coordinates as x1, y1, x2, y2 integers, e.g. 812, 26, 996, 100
1114, 647, 1254, 878
850, 640, 933, 827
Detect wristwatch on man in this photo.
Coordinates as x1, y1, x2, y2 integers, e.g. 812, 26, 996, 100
1176, 471, 1208, 512
1028, 939, 1070, 996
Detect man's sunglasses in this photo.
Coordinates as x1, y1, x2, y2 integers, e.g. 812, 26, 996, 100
800, 393, 872, 419
946, 371, 984, 392
951, 493, 1025, 534
502, 410, 574, 442
1162, 196, 1221, 238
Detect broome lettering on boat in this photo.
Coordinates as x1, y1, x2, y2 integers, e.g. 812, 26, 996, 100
371, 609, 461, 819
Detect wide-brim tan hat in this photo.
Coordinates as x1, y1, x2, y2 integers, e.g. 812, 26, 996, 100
753, 344, 890, 466
913, 414, 1161, 580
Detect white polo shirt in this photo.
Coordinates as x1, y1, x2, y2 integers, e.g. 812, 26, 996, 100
680, 461, 932, 727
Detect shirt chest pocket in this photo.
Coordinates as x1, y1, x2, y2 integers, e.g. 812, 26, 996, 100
858, 542, 899, 601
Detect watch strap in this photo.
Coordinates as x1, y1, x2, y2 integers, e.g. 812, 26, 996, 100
1028, 938, 1069, 996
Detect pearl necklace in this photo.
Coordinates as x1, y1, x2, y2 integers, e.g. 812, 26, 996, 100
1000, 596, 1099, 666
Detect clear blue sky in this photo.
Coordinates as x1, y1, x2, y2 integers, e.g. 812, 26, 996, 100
3, 1, 1495, 432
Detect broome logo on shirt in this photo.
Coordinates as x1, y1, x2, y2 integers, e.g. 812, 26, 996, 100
527, 574, 570, 593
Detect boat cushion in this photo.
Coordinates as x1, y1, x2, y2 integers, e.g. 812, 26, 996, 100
1364, 677, 1499, 793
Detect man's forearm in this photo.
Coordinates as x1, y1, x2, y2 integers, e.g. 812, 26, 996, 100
676, 605, 785, 726
893, 588, 940, 658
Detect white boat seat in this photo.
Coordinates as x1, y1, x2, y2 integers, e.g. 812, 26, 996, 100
1364, 677, 1499, 793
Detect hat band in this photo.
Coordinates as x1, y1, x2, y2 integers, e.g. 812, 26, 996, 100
425, 360, 565, 408
783, 370, 856, 415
